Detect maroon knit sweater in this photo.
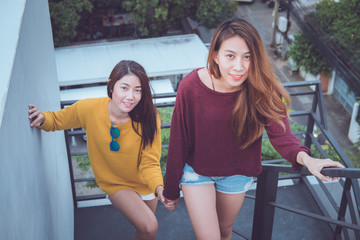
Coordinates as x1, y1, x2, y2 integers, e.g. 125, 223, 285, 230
163, 69, 311, 200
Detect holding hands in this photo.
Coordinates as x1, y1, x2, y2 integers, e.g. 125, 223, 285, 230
162, 198, 179, 211
156, 185, 178, 211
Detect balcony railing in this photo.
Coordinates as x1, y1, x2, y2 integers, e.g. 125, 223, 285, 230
62, 80, 359, 239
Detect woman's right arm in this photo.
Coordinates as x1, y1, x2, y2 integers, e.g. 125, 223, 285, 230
28, 102, 83, 131
163, 80, 192, 204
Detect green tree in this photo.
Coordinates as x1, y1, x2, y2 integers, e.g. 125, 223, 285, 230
122, 0, 237, 38
49, 0, 93, 47
287, 31, 333, 76
195, 0, 237, 29
122, 0, 185, 37
312, 0, 360, 67
89, 0, 124, 10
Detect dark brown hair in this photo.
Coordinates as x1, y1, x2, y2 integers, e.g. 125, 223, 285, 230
107, 60, 158, 165
207, 18, 291, 148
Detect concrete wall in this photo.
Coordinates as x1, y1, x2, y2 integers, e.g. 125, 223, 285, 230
348, 102, 360, 144
0, 0, 74, 239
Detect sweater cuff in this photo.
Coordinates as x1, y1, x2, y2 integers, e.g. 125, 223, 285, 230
39, 112, 51, 131
163, 187, 180, 200
148, 176, 164, 196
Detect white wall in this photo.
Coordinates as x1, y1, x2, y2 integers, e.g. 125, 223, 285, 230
0, 0, 74, 239
348, 102, 360, 144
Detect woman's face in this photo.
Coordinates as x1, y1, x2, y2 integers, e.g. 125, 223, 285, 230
214, 35, 250, 92
111, 74, 142, 115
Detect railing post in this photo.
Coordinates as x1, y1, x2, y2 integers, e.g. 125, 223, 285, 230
334, 178, 360, 240
304, 84, 318, 147
64, 130, 77, 208
252, 170, 279, 240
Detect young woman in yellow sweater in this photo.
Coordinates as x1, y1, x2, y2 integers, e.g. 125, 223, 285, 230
29, 60, 164, 240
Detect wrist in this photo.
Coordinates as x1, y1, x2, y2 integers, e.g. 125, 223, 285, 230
155, 185, 164, 196
297, 151, 309, 166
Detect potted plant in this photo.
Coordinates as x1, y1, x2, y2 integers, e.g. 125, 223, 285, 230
287, 31, 333, 93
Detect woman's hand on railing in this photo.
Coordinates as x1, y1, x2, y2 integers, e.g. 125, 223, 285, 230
28, 104, 45, 127
296, 151, 345, 181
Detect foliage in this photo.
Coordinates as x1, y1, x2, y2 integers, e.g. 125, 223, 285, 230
287, 31, 333, 76
121, 0, 237, 38
311, 138, 359, 168
85, 180, 99, 188
289, 121, 307, 132
122, 0, 185, 37
309, 128, 360, 168
157, 107, 174, 171
73, 155, 99, 188
158, 106, 174, 123
345, 144, 360, 168
73, 155, 91, 172
160, 128, 170, 171
310, 141, 341, 162
344, 127, 360, 168
89, 0, 124, 10
195, 0, 237, 29
261, 122, 306, 161
49, 0, 237, 44
288, 0, 360, 76
261, 121, 360, 168
49, 0, 93, 47
261, 138, 283, 160
311, 0, 360, 67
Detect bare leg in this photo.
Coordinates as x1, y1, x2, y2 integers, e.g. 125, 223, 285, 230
144, 197, 158, 214
182, 184, 221, 240
216, 191, 246, 240
108, 189, 158, 240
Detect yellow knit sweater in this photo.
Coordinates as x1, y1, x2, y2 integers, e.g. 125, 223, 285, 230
40, 97, 163, 196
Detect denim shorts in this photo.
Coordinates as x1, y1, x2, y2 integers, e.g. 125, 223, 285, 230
180, 164, 254, 194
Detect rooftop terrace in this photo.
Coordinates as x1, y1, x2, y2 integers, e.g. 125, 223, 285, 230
1, 1, 359, 239
68, 81, 360, 240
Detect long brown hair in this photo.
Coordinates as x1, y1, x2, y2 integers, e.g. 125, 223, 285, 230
207, 18, 291, 148
107, 60, 158, 165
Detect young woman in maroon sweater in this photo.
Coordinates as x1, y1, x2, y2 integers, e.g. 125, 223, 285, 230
162, 18, 344, 240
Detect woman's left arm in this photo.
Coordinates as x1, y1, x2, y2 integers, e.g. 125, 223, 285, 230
266, 117, 345, 178
296, 151, 345, 181
139, 115, 164, 196
266, 117, 311, 171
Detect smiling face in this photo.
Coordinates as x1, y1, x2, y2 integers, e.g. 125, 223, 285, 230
213, 35, 250, 92
110, 74, 142, 116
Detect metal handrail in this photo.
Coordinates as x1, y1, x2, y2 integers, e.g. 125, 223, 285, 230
251, 165, 360, 240
62, 80, 360, 239
261, 164, 360, 181
249, 81, 360, 240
